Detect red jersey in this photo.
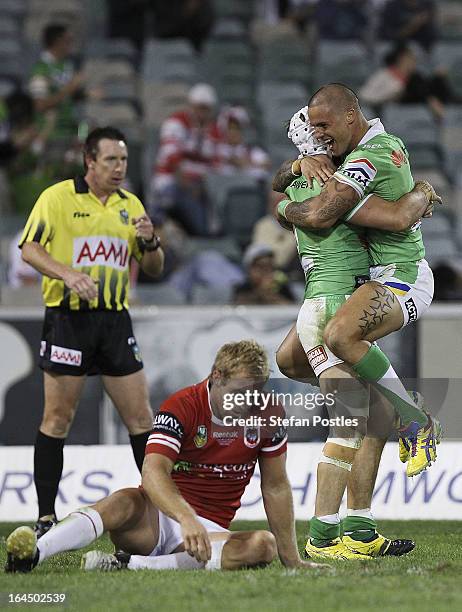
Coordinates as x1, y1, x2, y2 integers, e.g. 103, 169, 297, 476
145, 380, 287, 528
153, 110, 221, 190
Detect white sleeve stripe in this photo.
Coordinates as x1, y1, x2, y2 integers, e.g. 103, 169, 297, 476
332, 173, 364, 197
344, 193, 373, 221
260, 436, 288, 452
149, 433, 181, 448
146, 439, 180, 453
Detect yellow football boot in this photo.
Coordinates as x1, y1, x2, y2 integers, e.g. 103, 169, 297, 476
5, 526, 38, 573
305, 537, 373, 561
343, 533, 415, 557
399, 391, 426, 463
399, 437, 411, 463
406, 415, 442, 477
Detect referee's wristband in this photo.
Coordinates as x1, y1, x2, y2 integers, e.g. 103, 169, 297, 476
138, 234, 161, 252
277, 199, 292, 220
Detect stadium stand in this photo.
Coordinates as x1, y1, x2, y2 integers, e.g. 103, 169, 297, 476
0, 0, 461, 306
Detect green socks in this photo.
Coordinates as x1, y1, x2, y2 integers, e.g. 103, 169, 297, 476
309, 517, 340, 545
352, 345, 427, 428
342, 516, 377, 542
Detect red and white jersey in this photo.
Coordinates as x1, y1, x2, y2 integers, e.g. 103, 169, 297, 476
145, 379, 288, 528
153, 110, 221, 189
213, 142, 270, 180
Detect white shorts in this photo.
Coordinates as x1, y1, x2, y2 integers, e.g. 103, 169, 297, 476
150, 511, 229, 557
296, 295, 348, 378
297, 260, 433, 379
370, 258, 434, 327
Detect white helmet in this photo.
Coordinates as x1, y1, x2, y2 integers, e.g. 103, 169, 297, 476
287, 105, 328, 157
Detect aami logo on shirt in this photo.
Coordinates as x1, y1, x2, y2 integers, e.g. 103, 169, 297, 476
342, 158, 377, 188
73, 236, 129, 270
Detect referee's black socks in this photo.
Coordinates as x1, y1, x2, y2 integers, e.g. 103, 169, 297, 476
129, 431, 151, 473
34, 431, 65, 519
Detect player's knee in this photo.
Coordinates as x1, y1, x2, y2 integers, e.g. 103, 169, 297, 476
276, 346, 292, 378
125, 407, 153, 434
276, 348, 293, 378
251, 531, 278, 566
95, 488, 143, 531
41, 409, 74, 437
323, 318, 351, 356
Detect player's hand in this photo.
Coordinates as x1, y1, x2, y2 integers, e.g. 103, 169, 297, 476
62, 269, 98, 301
296, 560, 332, 570
300, 155, 336, 188
414, 180, 442, 218
132, 214, 155, 241
283, 557, 332, 570
180, 515, 212, 563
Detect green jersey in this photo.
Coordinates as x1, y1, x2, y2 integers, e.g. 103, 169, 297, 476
29, 52, 77, 140
335, 119, 425, 274
285, 177, 370, 299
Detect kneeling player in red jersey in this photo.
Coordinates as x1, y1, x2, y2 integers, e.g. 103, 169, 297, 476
6, 340, 325, 573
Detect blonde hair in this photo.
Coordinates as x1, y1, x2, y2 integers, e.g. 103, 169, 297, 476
211, 339, 270, 380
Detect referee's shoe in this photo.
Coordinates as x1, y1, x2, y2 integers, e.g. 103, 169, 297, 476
34, 514, 57, 539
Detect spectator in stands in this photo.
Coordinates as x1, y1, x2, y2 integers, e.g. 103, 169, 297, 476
315, 0, 369, 40
379, 0, 436, 52
0, 90, 38, 169
360, 43, 458, 121
251, 190, 300, 276
215, 107, 270, 180
0, 89, 53, 215
29, 24, 83, 145
233, 244, 296, 305
7, 230, 41, 288
151, 0, 215, 53
149, 83, 221, 236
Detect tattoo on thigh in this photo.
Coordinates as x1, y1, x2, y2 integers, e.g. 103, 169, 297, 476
358, 286, 396, 338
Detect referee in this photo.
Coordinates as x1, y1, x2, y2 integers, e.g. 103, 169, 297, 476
19, 126, 164, 537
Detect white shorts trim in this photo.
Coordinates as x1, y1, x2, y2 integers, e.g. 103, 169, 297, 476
150, 511, 229, 557
370, 259, 434, 327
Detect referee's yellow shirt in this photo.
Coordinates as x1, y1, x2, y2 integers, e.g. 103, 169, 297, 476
19, 177, 146, 311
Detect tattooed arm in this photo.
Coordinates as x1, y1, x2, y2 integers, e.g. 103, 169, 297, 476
272, 159, 298, 193
348, 181, 441, 231
282, 178, 359, 229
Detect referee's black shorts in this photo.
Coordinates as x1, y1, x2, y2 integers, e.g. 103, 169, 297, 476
39, 308, 144, 376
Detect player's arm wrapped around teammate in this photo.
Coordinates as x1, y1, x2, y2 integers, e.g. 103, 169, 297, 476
344, 180, 442, 231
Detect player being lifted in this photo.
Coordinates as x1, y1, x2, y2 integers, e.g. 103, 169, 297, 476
6, 341, 325, 573
273, 86, 441, 559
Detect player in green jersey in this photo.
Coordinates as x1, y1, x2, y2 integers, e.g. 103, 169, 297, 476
276, 158, 436, 559
275, 84, 442, 559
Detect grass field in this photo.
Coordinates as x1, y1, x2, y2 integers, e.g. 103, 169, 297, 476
1, 520, 461, 612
